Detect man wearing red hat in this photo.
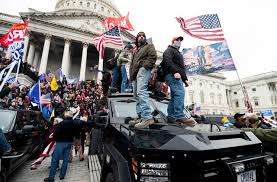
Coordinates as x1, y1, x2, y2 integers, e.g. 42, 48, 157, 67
161, 36, 196, 126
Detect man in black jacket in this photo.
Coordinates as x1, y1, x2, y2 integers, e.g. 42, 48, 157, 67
44, 111, 81, 182
161, 36, 196, 126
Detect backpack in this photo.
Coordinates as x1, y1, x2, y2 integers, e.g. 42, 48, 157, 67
156, 65, 165, 82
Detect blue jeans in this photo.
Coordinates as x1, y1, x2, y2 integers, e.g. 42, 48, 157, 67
133, 67, 152, 120
120, 65, 131, 93
165, 74, 185, 121
111, 66, 120, 89
0, 128, 11, 153
49, 142, 72, 179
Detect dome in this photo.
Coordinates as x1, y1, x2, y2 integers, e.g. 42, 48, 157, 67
55, 0, 121, 18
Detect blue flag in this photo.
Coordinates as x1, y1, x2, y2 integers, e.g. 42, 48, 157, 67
28, 82, 40, 104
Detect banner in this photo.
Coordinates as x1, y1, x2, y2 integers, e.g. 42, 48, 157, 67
260, 110, 274, 118
0, 22, 28, 48
182, 41, 236, 75
102, 13, 134, 31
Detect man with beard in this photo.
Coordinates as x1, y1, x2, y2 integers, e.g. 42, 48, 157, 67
129, 32, 157, 128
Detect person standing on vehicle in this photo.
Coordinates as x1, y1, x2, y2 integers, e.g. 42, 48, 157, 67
117, 43, 133, 93
44, 111, 81, 182
161, 36, 196, 126
129, 32, 157, 128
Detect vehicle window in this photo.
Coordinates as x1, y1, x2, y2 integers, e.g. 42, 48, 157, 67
0, 110, 16, 133
154, 101, 192, 118
113, 100, 141, 118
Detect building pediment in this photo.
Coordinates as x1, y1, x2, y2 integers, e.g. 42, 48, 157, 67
20, 12, 107, 34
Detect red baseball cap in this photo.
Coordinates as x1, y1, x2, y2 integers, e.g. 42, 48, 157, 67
172, 36, 184, 43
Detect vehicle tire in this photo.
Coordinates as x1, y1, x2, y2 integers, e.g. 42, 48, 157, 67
89, 129, 102, 155
105, 172, 118, 182
0, 168, 7, 182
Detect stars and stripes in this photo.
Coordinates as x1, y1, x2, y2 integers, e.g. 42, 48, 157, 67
243, 87, 253, 113
176, 14, 225, 41
93, 26, 123, 59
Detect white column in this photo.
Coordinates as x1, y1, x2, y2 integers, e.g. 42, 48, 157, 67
79, 42, 88, 81
33, 50, 41, 71
39, 34, 51, 75
27, 42, 35, 65
61, 38, 71, 77
22, 33, 29, 63
97, 57, 103, 84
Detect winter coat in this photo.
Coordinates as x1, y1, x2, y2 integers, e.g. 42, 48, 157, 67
130, 43, 157, 81
242, 128, 277, 143
161, 45, 188, 83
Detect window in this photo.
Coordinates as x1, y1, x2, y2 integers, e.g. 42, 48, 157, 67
200, 91, 204, 104
210, 93, 215, 105
268, 82, 276, 91
87, 2, 90, 7
199, 82, 202, 87
218, 94, 222, 105
254, 98, 259, 106
234, 91, 237, 95
252, 88, 256, 91
217, 85, 220, 89
101, 6, 104, 11
80, 1, 83, 6
94, 4, 97, 9
235, 100, 239, 108
275, 96, 277, 104
210, 84, 212, 89
189, 91, 194, 103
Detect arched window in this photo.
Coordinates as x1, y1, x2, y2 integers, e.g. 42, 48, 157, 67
200, 91, 204, 104
94, 4, 97, 9
87, 2, 90, 7
80, 1, 83, 6
101, 7, 104, 11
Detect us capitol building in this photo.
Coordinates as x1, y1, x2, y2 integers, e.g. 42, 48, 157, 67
0, 0, 276, 116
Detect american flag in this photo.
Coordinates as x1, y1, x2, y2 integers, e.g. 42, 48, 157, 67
40, 93, 52, 105
93, 26, 123, 59
176, 14, 225, 41
243, 86, 253, 113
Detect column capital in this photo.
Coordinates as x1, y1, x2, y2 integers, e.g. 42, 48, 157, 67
44, 34, 52, 40
64, 38, 71, 44
82, 42, 89, 48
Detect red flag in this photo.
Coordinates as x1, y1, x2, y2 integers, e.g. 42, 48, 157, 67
176, 14, 225, 41
93, 26, 123, 59
102, 13, 134, 31
0, 22, 28, 48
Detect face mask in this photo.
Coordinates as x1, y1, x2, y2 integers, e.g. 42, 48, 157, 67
172, 41, 181, 49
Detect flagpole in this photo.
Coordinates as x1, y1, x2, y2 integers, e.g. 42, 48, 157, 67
97, 56, 103, 84
15, 59, 21, 82
38, 80, 42, 112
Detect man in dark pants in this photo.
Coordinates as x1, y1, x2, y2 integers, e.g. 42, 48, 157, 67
44, 111, 81, 182
161, 36, 196, 126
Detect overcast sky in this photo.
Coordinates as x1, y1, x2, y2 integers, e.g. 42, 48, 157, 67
0, 0, 276, 80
